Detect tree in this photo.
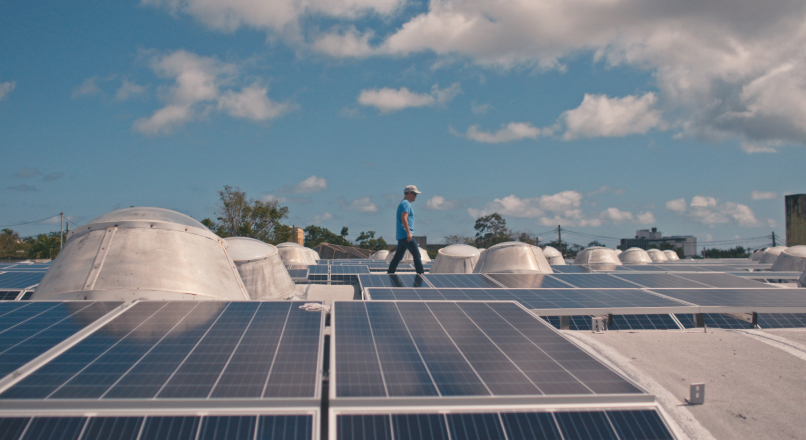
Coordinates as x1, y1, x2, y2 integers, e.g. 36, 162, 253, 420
587, 240, 606, 248
303, 225, 351, 248
443, 234, 475, 245
204, 185, 290, 244
28, 233, 61, 259
516, 231, 540, 246
0, 229, 21, 260
657, 241, 684, 258
340, 227, 349, 238
474, 213, 513, 248
702, 246, 747, 258
356, 231, 388, 251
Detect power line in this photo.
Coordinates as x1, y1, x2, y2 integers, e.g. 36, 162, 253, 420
0, 214, 61, 228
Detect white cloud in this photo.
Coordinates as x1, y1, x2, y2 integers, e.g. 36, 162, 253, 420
357, 83, 460, 113
461, 122, 543, 143
312, 28, 375, 57
313, 212, 333, 223
345, 196, 378, 212
261, 194, 286, 203
292, 175, 328, 193
471, 102, 490, 115
115, 79, 147, 101
562, 93, 664, 140
0, 81, 16, 101
425, 195, 457, 210
468, 190, 603, 227
740, 142, 778, 154
133, 50, 291, 135
600, 207, 634, 223
751, 191, 777, 200
665, 198, 688, 212
72, 77, 102, 98
636, 211, 656, 224
668, 195, 760, 227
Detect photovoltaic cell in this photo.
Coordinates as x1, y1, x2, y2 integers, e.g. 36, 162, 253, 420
675, 313, 753, 329
542, 316, 593, 331
672, 273, 769, 288
611, 273, 708, 289
651, 288, 806, 308
0, 302, 322, 400
547, 266, 592, 274
487, 273, 573, 289
308, 265, 329, 274
423, 274, 502, 289
0, 272, 46, 289
358, 274, 428, 288
331, 266, 370, 274
757, 313, 806, 328
367, 288, 687, 311
0, 301, 122, 379
0, 291, 21, 301
608, 315, 681, 330
550, 274, 643, 289
333, 301, 642, 398
335, 410, 671, 440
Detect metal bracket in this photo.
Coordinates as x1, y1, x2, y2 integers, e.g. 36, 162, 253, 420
83, 227, 117, 291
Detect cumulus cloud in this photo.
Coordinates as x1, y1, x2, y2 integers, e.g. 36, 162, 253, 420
13, 167, 42, 179
313, 212, 333, 223
115, 79, 147, 101
425, 195, 457, 210
343, 196, 378, 212
562, 93, 664, 140
459, 122, 543, 143
43, 172, 64, 182
312, 27, 375, 57
636, 211, 657, 224
600, 207, 635, 224
471, 102, 490, 115
72, 77, 103, 98
357, 83, 460, 113
0, 81, 16, 101
667, 195, 760, 227
134, 50, 292, 135
292, 175, 328, 193
751, 191, 777, 200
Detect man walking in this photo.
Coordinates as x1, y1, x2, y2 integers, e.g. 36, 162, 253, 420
388, 185, 424, 274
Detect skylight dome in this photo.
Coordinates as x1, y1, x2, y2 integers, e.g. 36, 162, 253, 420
224, 237, 295, 299
619, 247, 653, 264
472, 241, 553, 274
430, 244, 481, 273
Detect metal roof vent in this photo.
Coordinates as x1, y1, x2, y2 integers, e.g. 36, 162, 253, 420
430, 244, 481, 273
646, 248, 669, 262
385, 246, 432, 264
276, 242, 318, 265
771, 246, 806, 272
575, 247, 622, 266
542, 246, 566, 265
224, 237, 296, 299
759, 246, 788, 264
33, 207, 249, 301
472, 241, 553, 274
619, 247, 653, 264
663, 250, 680, 261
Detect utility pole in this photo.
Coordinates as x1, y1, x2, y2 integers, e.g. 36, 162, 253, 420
771, 231, 776, 247
60, 212, 64, 249
557, 225, 561, 244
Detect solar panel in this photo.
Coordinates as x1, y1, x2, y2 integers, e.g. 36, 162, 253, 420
675, 313, 753, 329
287, 269, 309, 280
366, 288, 689, 314
0, 301, 323, 400
308, 265, 329, 274
330, 266, 370, 274
0, 291, 21, 301
650, 288, 806, 308
550, 274, 643, 289
672, 273, 769, 288
611, 273, 708, 288
358, 274, 429, 288
757, 313, 806, 328
542, 316, 593, 331
0, 272, 46, 289
0, 302, 122, 379
423, 274, 502, 288
548, 266, 593, 274
334, 410, 672, 440
0, 415, 314, 440
487, 273, 573, 289
608, 314, 681, 330
19, 292, 33, 301
332, 301, 643, 398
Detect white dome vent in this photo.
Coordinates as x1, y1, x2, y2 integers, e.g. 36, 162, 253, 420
370, 250, 390, 260
663, 250, 680, 261
33, 207, 249, 301
385, 246, 431, 263
472, 242, 553, 274
771, 246, 806, 272
542, 246, 566, 265
619, 247, 653, 264
430, 244, 481, 273
646, 249, 669, 263
225, 237, 296, 299
574, 247, 622, 266
276, 242, 318, 265
759, 246, 788, 264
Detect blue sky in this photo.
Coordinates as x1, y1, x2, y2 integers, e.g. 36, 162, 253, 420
2, 0, 804, 250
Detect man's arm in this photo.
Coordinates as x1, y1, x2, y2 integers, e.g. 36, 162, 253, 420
401, 212, 412, 241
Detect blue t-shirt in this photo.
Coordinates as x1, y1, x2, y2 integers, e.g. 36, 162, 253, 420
396, 199, 414, 240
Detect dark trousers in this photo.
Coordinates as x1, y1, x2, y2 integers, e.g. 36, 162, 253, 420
387, 238, 424, 274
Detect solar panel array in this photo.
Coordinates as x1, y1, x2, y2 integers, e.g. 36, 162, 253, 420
0, 263, 50, 301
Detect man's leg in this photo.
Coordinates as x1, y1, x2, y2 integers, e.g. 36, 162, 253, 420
408, 239, 424, 274
387, 239, 407, 274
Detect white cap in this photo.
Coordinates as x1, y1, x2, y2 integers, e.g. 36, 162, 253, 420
404, 185, 422, 194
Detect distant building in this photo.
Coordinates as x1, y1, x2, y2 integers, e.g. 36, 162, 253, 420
619, 228, 697, 257
786, 194, 806, 246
